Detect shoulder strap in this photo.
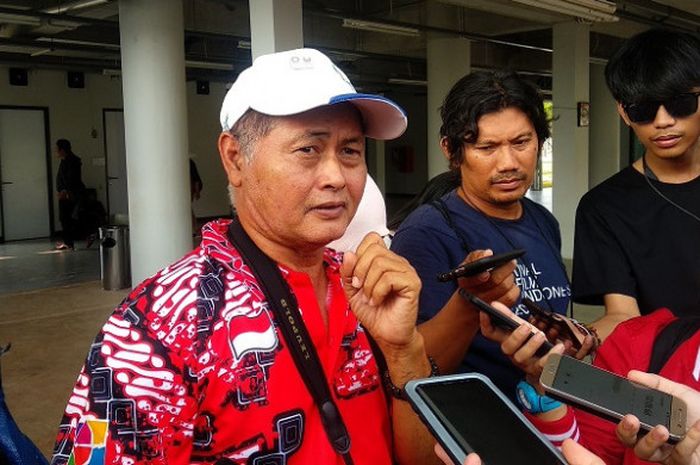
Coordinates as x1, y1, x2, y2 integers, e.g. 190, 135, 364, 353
430, 198, 471, 252
227, 218, 354, 465
648, 317, 700, 374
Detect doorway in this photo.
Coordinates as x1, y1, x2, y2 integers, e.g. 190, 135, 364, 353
103, 109, 128, 222
0, 107, 52, 242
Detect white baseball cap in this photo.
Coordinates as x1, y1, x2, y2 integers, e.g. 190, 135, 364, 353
219, 48, 407, 140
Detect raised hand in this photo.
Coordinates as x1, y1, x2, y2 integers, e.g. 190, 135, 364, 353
456, 249, 519, 308
479, 301, 565, 382
340, 232, 422, 353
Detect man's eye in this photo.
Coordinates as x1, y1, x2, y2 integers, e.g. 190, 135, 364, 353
296, 146, 315, 154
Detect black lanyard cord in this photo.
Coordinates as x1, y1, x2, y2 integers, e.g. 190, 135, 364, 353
227, 217, 354, 465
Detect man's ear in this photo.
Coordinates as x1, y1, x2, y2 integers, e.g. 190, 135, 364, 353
218, 132, 244, 187
439, 136, 451, 160
616, 102, 632, 127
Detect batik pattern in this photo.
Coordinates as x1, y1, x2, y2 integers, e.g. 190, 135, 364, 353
51, 219, 388, 465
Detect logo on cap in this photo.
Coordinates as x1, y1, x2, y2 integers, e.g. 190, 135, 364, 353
289, 54, 314, 70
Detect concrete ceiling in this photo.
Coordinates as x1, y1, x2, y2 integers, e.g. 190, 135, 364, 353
0, 0, 699, 93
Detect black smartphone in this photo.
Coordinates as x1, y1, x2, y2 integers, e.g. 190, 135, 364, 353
437, 249, 525, 282
540, 353, 687, 443
405, 373, 567, 465
459, 289, 554, 358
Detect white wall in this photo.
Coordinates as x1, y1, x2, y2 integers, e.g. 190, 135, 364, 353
385, 90, 429, 195
0, 66, 232, 233
185, 80, 232, 219
0, 67, 123, 231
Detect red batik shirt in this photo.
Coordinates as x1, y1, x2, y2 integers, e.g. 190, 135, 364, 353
51, 219, 392, 465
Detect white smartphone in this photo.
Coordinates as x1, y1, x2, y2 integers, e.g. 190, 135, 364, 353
540, 353, 687, 443
405, 373, 567, 465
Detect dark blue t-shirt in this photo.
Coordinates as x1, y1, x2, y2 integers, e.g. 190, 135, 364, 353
391, 190, 570, 400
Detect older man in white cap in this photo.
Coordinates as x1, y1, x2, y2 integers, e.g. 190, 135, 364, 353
51, 49, 438, 465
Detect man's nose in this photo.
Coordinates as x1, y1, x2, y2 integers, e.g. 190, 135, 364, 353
317, 153, 347, 190
495, 145, 520, 171
653, 105, 676, 128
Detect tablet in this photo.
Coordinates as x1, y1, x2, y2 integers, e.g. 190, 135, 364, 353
405, 373, 566, 465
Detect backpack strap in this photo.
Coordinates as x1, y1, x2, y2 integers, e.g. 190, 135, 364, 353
648, 317, 700, 374
430, 198, 471, 253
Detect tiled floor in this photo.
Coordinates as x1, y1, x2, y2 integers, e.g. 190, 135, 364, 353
1, 282, 123, 458
0, 238, 123, 459
0, 238, 100, 294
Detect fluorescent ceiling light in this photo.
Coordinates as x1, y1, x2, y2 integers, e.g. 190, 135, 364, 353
0, 13, 41, 26
43, 0, 109, 15
566, 0, 616, 14
342, 18, 420, 37
185, 60, 234, 71
30, 48, 52, 57
327, 50, 367, 61
512, 0, 618, 22
388, 78, 427, 86
36, 37, 120, 50
46, 18, 83, 28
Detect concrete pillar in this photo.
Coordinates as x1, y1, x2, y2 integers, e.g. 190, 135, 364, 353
119, 0, 191, 284
249, 0, 303, 59
552, 22, 589, 259
366, 139, 386, 195
589, 62, 623, 188
427, 34, 471, 179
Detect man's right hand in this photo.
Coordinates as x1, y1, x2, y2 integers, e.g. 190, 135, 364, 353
457, 249, 519, 308
479, 301, 565, 380
416, 249, 519, 374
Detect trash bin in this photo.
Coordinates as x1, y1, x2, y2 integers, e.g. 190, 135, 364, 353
99, 225, 131, 290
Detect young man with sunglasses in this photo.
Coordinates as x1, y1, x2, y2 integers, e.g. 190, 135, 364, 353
572, 29, 700, 339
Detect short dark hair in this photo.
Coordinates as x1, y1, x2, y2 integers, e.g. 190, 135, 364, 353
605, 28, 700, 104
229, 110, 277, 160
440, 71, 549, 170
56, 138, 72, 152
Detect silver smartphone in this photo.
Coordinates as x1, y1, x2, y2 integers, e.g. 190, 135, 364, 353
405, 373, 567, 465
540, 353, 687, 443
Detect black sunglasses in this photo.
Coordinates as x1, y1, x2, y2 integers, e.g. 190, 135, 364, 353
623, 92, 700, 123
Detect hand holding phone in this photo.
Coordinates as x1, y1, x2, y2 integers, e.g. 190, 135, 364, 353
406, 373, 567, 465
540, 354, 688, 444
437, 249, 525, 282
617, 371, 700, 464
460, 289, 554, 358
522, 298, 599, 354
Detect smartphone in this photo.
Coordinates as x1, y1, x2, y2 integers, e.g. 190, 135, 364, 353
459, 289, 554, 358
406, 373, 567, 465
540, 353, 687, 443
437, 249, 526, 282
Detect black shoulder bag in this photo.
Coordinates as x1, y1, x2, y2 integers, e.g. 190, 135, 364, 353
648, 316, 700, 374
227, 218, 354, 465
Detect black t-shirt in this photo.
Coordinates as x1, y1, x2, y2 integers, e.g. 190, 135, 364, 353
572, 166, 700, 317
